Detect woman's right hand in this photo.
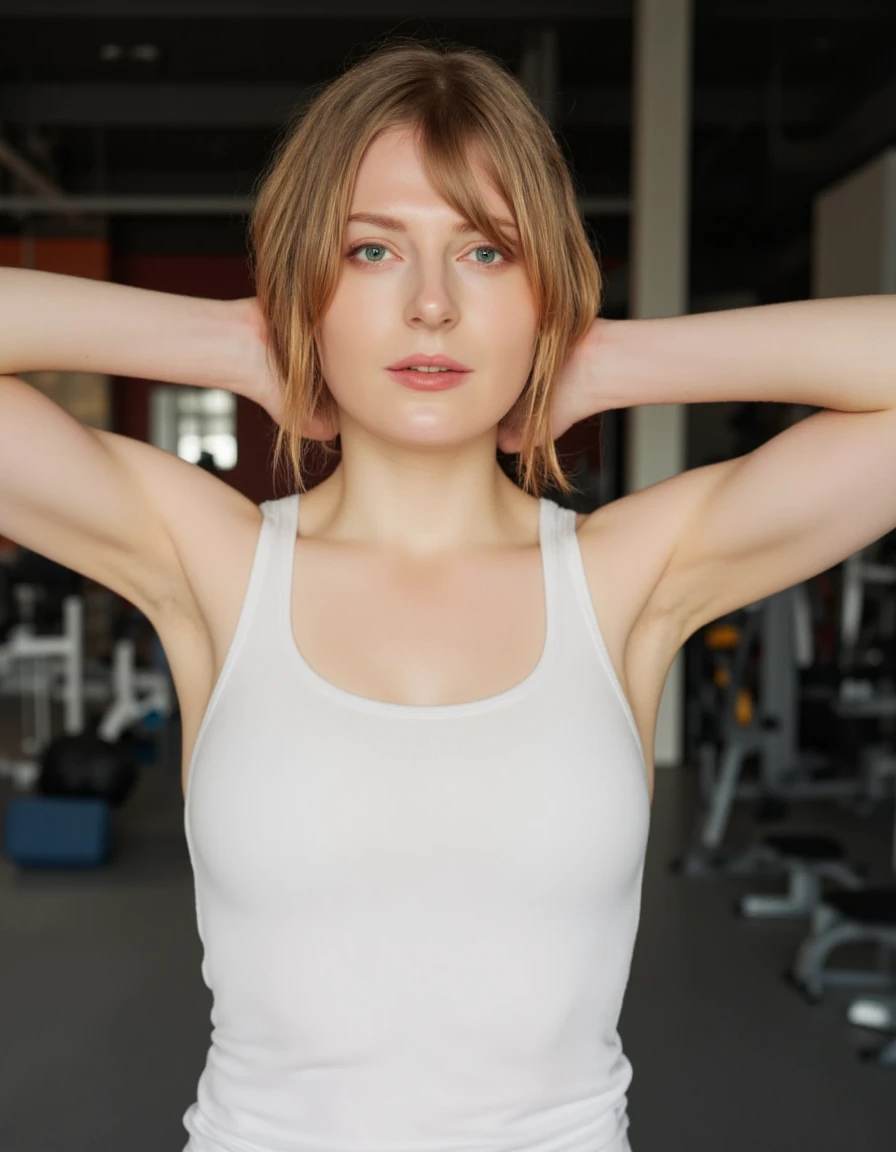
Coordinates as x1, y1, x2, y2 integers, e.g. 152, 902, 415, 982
233, 297, 339, 440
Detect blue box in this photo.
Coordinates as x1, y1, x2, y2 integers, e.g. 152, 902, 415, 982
3, 795, 112, 868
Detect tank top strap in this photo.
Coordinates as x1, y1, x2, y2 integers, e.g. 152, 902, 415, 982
542, 498, 592, 632
540, 497, 578, 578
537, 497, 575, 638
258, 492, 300, 615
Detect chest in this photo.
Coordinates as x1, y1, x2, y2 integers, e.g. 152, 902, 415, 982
289, 539, 552, 709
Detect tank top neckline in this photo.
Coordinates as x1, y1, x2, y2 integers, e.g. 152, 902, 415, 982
275, 493, 563, 719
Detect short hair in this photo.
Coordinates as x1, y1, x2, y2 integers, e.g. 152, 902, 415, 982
250, 38, 602, 497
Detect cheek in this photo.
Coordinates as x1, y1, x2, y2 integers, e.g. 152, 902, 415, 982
317, 284, 375, 384
491, 291, 539, 383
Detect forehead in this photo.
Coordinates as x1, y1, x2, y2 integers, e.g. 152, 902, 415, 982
350, 125, 510, 220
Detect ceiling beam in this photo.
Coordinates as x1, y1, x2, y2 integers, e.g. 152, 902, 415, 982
0, 82, 833, 130
699, 0, 896, 19
0, 196, 255, 215
0, 0, 893, 17
0, 192, 632, 217
0, 0, 627, 17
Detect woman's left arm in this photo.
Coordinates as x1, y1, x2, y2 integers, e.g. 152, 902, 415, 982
576, 295, 896, 636
597, 295, 896, 413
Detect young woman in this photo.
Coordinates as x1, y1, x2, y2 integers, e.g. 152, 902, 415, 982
2, 38, 895, 1152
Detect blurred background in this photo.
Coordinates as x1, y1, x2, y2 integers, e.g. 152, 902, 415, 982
1, 1, 895, 1150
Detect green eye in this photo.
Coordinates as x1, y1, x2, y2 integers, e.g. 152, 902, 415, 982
471, 246, 504, 265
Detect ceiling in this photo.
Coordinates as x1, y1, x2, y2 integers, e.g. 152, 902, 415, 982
0, 0, 894, 309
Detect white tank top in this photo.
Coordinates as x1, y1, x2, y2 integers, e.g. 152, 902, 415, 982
182, 493, 650, 1152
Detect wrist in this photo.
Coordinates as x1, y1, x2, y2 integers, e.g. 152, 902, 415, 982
598, 315, 673, 410
218, 297, 263, 400
576, 316, 643, 415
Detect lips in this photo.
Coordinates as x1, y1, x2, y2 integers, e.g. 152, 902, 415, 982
387, 366, 468, 391
387, 353, 471, 372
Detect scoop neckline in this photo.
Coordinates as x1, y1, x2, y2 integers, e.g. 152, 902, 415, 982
278, 494, 560, 718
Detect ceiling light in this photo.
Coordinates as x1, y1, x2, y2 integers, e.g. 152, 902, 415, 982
129, 44, 160, 63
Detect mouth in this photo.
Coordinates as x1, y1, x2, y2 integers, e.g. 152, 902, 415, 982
388, 354, 471, 372
386, 366, 470, 391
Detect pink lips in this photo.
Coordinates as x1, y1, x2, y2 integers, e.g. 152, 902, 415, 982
386, 352, 472, 391
388, 353, 471, 371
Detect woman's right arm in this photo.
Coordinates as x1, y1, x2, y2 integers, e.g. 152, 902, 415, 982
0, 267, 248, 388
0, 268, 258, 619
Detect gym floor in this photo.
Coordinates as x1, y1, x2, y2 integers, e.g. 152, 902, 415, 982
1, 696, 894, 1152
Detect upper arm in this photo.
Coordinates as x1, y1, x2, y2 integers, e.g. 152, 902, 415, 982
645, 406, 896, 640
0, 374, 252, 619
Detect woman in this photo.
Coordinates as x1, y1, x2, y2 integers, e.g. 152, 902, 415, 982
2, 38, 895, 1152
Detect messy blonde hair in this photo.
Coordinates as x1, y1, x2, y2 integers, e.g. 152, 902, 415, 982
250, 37, 601, 497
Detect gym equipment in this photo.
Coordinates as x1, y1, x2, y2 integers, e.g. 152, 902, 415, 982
0, 552, 174, 870
735, 834, 863, 919
0, 560, 173, 791
38, 732, 138, 808
787, 888, 896, 1004
786, 762, 896, 1023
847, 996, 896, 1067
0, 591, 85, 758
678, 550, 896, 900
848, 995, 896, 1030
3, 796, 111, 868
95, 610, 172, 742
677, 586, 879, 877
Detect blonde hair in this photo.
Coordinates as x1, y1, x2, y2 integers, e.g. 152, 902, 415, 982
250, 37, 602, 497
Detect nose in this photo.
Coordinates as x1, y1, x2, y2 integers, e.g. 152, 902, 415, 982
404, 256, 459, 330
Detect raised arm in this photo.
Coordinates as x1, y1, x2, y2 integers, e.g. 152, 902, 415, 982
0, 268, 258, 617
0, 267, 248, 387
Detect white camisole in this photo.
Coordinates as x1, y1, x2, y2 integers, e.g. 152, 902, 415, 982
181, 492, 651, 1152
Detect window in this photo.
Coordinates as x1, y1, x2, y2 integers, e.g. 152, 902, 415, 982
149, 386, 237, 470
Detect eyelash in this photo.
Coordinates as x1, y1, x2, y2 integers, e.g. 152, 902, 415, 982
345, 242, 508, 268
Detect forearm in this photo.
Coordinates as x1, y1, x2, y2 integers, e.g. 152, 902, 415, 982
0, 268, 251, 393
600, 295, 896, 414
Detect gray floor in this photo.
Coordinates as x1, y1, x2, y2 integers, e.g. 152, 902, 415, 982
1, 706, 894, 1152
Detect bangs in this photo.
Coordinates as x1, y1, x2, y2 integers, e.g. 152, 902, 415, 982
406, 115, 523, 262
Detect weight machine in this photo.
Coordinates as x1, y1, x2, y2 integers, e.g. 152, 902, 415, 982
0, 589, 173, 791
677, 543, 896, 919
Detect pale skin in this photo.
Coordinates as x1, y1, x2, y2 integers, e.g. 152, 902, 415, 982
307, 125, 542, 558
1, 125, 895, 811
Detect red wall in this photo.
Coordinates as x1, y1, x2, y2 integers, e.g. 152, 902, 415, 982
0, 235, 109, 280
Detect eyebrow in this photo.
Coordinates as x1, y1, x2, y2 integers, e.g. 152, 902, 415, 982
347, 211, 517, 234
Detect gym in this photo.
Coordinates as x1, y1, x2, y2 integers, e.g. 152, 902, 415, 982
1, 3, 895, 1151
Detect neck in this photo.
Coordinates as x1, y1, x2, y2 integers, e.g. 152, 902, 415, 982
305, 461, 537, 558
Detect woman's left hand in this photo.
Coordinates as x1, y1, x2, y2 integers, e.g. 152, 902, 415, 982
497, 318, 613, 454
